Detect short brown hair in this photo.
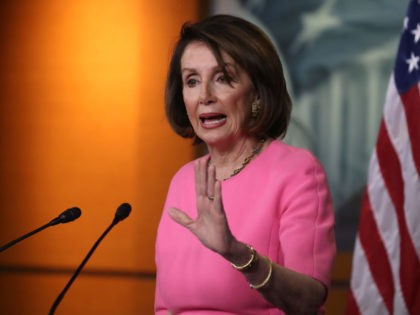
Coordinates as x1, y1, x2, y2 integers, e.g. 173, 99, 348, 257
165, 14, 292, 142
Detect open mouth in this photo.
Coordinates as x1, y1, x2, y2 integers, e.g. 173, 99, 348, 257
199, 113, 227, 125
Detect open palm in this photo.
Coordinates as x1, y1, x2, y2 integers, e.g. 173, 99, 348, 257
168, 157, 235, 256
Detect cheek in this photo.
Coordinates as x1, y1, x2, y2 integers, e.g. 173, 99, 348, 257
184, 104, 194, 121
182, 89, 197, 108
229, 96, 250, 119
183, 99, 197, 123
182, 91, 192, 111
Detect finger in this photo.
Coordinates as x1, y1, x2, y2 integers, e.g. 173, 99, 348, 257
194, 158, 206, 199
168, 207, 194, 228
213, 180, 225, 214
207, 163, 216, 200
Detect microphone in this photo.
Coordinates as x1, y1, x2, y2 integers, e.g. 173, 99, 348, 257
50, 207, 82, 225
112, 202, 132, 224
0, 207, 82, 253
49, 203, 132, 315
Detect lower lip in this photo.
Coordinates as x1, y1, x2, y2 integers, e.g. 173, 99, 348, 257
200, 117, 227, 129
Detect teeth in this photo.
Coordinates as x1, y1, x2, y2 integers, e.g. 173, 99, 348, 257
202, 116, 226, 125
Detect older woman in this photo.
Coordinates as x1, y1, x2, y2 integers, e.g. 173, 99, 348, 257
155, 14, 336, 315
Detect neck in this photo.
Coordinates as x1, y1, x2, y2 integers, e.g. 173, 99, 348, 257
207, 137, 268, 180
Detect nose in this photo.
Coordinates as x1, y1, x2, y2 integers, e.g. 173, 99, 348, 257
198, 82, 215, 105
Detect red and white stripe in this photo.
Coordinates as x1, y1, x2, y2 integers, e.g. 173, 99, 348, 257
346, 74, 420, 314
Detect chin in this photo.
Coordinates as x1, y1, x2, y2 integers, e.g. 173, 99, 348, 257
202, 136, 238, 149
196, 130, 239, 147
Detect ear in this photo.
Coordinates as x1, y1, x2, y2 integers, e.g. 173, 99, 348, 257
253, 91, 260, 102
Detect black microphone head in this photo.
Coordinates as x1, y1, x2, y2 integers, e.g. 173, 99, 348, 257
113, 203, 131, 224
59, 207, 82, 224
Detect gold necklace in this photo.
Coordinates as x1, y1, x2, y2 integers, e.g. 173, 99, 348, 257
209, 139, 265, 180
229, 139, 265, 178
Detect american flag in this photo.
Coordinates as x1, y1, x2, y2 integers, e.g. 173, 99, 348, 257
346, 1, 420, 314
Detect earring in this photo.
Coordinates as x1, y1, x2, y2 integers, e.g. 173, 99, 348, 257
251, 100, 260, 117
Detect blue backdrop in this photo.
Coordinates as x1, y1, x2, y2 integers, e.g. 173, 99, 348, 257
210, 0, 408, 250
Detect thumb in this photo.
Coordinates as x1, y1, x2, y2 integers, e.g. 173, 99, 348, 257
168, 207, 194, 227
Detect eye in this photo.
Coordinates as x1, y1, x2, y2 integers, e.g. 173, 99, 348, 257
185, 77, 199, 87
216, 73, 228, 83
216, 70, 236, 85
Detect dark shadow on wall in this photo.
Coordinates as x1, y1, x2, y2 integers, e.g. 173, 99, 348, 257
335, 189, 363, 251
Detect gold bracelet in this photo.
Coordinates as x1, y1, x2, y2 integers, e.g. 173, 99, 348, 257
249, 257, 273, 290
231, 244, 257, 271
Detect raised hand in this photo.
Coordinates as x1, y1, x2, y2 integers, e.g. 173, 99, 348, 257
168, 157, 235, 256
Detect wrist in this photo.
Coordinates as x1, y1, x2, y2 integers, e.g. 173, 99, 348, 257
225, 242, 274, 291
224, 242, 257, 271
231, 244, 258, 271
248, 256, 273, 290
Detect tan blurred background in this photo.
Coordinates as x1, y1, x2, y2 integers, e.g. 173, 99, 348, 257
0, 1, 199, 314
0, 1, 353, 314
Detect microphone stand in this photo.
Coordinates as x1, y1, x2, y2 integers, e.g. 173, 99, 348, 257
48, 221, 117, 315
49, 203, 130, 314
0, 222, 55, 253
0, 207, 81, 253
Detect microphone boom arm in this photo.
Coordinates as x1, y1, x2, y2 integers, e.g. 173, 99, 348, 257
49, 203, 131, 314
0, 207, 81, 253
0, 221, 53, 253
49, 221, 116, 315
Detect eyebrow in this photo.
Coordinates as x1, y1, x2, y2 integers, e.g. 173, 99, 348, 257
181, 63, 237, 73
181, 67, 198, 73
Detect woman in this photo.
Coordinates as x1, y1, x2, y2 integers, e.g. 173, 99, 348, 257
155, 14, 336, 315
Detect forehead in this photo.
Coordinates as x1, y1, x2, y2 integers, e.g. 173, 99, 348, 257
180, 41, 235, 68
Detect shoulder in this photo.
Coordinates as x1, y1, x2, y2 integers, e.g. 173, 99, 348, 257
264, 139, 323, 173
167, 154, 210, 190
266, 142, 332, 215
262, 140, 330, 202
172, 159, 195, 179
163, 159, 197, 207
168, 159, 196, 188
